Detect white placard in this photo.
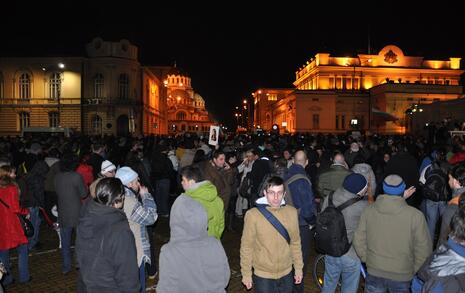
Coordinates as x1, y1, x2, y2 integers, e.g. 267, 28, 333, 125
209, 125, 220, 146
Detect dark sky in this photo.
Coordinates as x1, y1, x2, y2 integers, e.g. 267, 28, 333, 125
1, 3, 464, 127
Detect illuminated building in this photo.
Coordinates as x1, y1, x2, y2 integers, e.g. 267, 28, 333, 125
0, 38, 212, 136
254, 45, 464, 134
148, 66, 215, 134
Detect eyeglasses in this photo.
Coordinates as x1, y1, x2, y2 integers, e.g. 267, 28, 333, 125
266, 190, 285, 197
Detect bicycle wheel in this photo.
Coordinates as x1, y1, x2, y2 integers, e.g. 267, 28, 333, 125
312, 254, 326, 289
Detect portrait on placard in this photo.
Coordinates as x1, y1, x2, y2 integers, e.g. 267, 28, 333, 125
209, 126, 219, 146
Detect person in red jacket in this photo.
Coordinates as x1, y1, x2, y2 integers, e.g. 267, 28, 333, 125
0, 166, 31, 286
76, 153, 94, 190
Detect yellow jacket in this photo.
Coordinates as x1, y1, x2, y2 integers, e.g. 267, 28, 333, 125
240, 202, 303, 283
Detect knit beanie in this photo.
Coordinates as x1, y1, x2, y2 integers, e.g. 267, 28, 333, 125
101, 160, 116, 174
115, 166, 138, 185
383, 174, 406, 196
343, 173, 368, 194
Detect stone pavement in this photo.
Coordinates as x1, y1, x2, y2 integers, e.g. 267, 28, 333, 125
3, 214, 351, 292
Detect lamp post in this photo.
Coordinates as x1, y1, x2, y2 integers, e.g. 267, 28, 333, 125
242, 99, 247, 129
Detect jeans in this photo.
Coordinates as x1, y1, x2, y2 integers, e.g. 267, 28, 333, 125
322, 255, 361, 293
60, 227, 74, 273
423, 199, 446, 241
28, 207, 41, 249
293, 225, 312, 293
155, 179, 170, 215
365, 274, 410, 293
0, 244, 29, 285
145, 225, 157, 277
253, 272, 293, 293
139, 264, 145, 293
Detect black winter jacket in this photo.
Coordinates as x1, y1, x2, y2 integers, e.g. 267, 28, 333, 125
76, 200, 140, 293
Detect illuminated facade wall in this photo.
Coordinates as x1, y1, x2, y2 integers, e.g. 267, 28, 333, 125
0, 57, 83, 135
255, 45, 464, 134
0, 38, 170, 136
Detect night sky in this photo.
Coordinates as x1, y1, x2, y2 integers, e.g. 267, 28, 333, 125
1, 3, 464, 127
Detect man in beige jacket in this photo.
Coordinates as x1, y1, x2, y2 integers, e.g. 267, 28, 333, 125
240, 176, 303, 293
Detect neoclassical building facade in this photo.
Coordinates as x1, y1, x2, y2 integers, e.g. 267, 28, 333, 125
0, 38, 213, 136
254, 45, 464, 134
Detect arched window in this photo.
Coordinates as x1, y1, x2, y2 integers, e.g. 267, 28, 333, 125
49, 112, 60, 127
19, 73, 31, 99
49, 72, 62, 99
118, 74, 129, 99
19, 112, 30, 130
176, 111, 186, 120
92, 115, 102, 133
94, 73, 104, 98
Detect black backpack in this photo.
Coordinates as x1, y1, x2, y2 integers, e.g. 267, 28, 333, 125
314, 192, 362, 257
421, 161, 449, 202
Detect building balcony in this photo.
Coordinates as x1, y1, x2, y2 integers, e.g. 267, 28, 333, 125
0, 97, 81, 106
82, 97, 142, 106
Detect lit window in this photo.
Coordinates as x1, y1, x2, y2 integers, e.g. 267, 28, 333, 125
267, 94, 278, 101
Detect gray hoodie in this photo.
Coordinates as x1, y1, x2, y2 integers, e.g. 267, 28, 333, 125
157, 195, 230, 293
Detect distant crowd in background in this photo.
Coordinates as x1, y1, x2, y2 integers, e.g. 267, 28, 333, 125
0, 126, 465, 292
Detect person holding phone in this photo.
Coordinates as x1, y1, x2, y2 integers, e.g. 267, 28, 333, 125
116, 167, 157, 293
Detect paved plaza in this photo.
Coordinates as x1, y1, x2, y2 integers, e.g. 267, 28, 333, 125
4, 214, 332, 292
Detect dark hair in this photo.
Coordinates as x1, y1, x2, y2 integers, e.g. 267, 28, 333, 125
212, 150, 225, 159
450, 208, 465, 243
450, 163, 465, 187
263, 176, 284, 191
59, 152, 79, 172
94, 177, 125, 207
180, 166, 204, 183
193, 149, 206, 164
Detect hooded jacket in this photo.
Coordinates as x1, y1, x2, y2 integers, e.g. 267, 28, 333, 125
76, 200, 140, 293
157, 195, 230, 293
412, 238, 465, 293
353, 194, 432, 282
185, 180, 224, 239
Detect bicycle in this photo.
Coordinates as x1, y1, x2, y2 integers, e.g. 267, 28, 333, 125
312, 253, 366, 290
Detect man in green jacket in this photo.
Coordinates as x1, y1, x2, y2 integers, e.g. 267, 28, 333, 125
180, 166, 225, 239
317, 153, 351, 199
353, 174, 432, 292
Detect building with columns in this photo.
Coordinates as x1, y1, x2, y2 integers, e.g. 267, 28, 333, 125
254, 45, 464, 134
0, 38, 213, 136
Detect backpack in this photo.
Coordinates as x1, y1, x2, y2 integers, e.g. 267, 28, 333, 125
421, 160, 449, 202
238, 174, 253, 199
314, 192, 362, 257
284, 173, 312, 208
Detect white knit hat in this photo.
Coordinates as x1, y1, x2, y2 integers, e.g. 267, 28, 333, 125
101, 160, 116, 174
115, 166, 138, 185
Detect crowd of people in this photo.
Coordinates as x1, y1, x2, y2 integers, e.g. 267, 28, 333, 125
0, 130, 464, 292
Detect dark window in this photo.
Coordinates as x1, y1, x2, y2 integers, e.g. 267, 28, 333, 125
313, 114, 319, 129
